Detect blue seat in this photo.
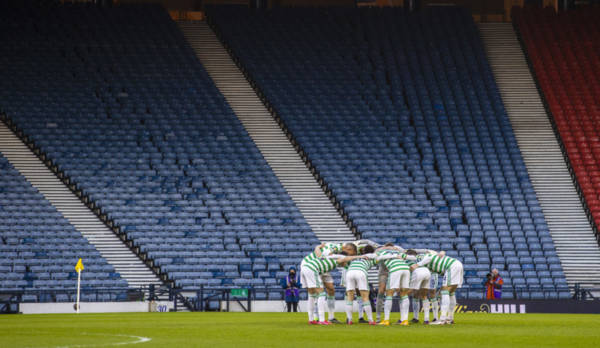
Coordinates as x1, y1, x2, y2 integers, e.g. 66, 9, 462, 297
530, 292, 544, 300
558, 291, 571, 300
268, 291, 283, 300
55, 294, 69, 302
254, 291, 267, 300
21, 294, 37, 302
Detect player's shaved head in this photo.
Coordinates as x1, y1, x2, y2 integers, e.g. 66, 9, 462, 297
342, 243, 357, 255
384, 242, 395, 247
406, 249, 417, 256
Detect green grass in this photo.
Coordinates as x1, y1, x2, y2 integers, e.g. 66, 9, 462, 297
1, 312, 599, 348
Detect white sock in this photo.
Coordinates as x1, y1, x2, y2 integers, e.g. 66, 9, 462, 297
327, 295, 335, 320
432, 297, 439, 320
376, 293, 385, 321
317, 293, 326, 322
357, 297, 364, 319
363, 303, 373, 322
345, 300, 353, 321
422, 299, 430, 322
440, 291, 450, 322
400, 296, 409, 322
449, 293, 456, 321
384, 296, 393, 321
412, 297, 420, 320
307, 294, 316, 322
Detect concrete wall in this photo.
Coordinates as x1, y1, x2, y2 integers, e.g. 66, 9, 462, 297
20, 302, 150, 314
18, 300, 352, 313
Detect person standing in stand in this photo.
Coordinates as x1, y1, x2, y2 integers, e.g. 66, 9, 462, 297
491, 268, 503, 299
282, 266, 301, 312
485, 269, 504, 299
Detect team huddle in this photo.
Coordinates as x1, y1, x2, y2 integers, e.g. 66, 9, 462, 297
300, 240, 464, 326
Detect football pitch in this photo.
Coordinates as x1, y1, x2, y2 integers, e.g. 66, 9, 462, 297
1, 312, 599, 348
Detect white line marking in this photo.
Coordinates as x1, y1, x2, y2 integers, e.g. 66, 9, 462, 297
51, 333, 152, 348
109, 334, 152, 346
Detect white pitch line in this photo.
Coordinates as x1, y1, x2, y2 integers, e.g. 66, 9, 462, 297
112, 335, 152, 346
51, 333, 152, 348
109, 334, 151, 346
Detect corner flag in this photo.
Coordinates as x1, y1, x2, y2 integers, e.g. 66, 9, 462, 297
75, 258, 84, 273
75, 258, 84, 314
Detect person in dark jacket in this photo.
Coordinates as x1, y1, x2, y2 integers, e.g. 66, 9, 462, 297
282, 266, 301, 312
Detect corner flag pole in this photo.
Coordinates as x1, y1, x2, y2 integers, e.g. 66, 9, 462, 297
75, 258, 84, 314
76, 269, 81, 314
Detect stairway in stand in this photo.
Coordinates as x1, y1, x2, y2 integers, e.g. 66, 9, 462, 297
178, 21, 355, 244
0, 120, 163, 289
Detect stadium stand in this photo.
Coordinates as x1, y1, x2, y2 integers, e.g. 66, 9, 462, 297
0, 3, 318, 298
208, 6, 570, 299
0, 118, 162, 290
513, 7, 600, 237
0, 153, 128, 299
178, 20, 356, 245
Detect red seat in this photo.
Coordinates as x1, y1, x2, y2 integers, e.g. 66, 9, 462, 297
515, 7, 600, 227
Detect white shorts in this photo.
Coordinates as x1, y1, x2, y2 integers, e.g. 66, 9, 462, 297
441, 261, 464, 288
340, 269, 347, 287
409, 267, 431, 290
300, 264, 322, 289
387, 270, 410, 290
378, 263, 389, 285
320, 272, 334, 285
429, 273, 439, 290
346, 270, 369, 291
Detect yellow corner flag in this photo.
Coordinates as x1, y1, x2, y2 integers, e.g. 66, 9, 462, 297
75, 258, 84, 273
75, 258, 84, 314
